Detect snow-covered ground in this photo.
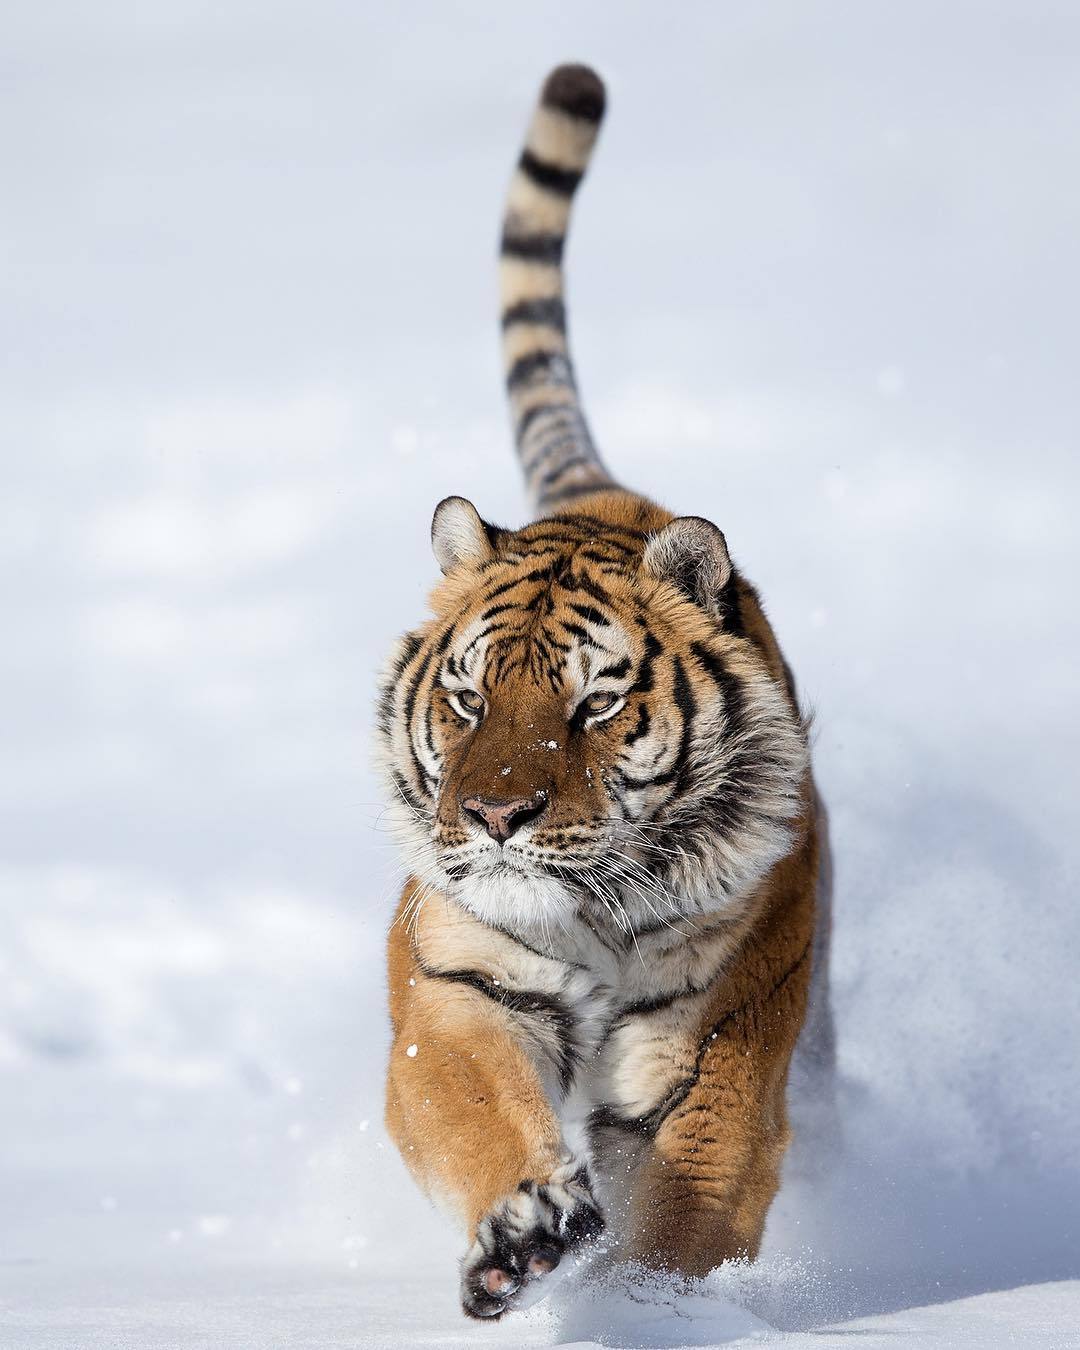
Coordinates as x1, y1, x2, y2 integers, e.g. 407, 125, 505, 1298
3, 3, 1079, 1346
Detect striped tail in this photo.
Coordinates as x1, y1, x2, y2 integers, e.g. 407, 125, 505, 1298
500, 64, 617, 513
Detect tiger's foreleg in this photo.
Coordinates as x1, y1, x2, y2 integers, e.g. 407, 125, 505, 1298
385, 886, 603, 1319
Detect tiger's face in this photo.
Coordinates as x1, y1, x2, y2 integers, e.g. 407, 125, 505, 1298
376, 496, 808, 938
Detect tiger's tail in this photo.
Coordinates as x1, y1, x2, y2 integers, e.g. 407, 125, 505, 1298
500, 64, 617, 513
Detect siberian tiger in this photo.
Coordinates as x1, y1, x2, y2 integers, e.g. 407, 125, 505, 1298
377, 63, 834, 1320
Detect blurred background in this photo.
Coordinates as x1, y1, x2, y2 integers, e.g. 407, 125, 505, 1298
3, 1, 1079, 1344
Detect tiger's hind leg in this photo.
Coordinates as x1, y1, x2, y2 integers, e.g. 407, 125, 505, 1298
626, 1086, 791, 1275
600, 903, 814, 1275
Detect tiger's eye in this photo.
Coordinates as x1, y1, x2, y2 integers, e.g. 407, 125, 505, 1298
457, 689, 486, 715
583, 691, 618, 716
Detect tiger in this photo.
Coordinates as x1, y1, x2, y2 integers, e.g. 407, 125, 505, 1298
376, 62, 834, 1320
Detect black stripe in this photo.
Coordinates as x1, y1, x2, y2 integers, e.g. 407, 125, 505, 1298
516, 401, 572, 443
578, 547, 629, 565
562, 570, 614, 605
487, 921, 589, 971
520, 416, 578, 455
624, 701, 651, 745
538, 629, 570, 653
597, 657, 630, 678
593, 983, 703, 1057
689, 642, 745, 729
522, 432, 583, 473
580, 541, 639, 561
483, 518, 507, 554
507, 350, 572, 391
418, 961, 580, 1095
569, 603, 610, 628
619, 987, 699, 1019
617, 768, 674, 794
460, 619, 523, 662
548, 513, 647, 541
536, 454, 588, 490
402, 639, 449, 795
718, 573, 746, 637
562, 620, 610, 647
780, 655, 800, 711
483, 564, 557, 603
669, 655, 697, 793
539, 478, 611, 504
375, 630, 422, 735
422, 700, 438, 759
588, 1103, 653, 1138
628, 912, 698, 939
616, 656, 696, 791
501, 231, 564, 264
502, 297, 567, 330
395, 631, 423, 673
401, 647, 432, 742
518, 148, 583, 196
507, 529, 583, 552
577, 906, 628, 957
633, 632, 663, 695
390, 768, 430, 820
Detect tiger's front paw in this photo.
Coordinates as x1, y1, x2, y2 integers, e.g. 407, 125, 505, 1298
460, 1160, 604, 1319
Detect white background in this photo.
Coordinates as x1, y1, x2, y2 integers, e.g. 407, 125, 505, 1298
3, 3, 1078, 1345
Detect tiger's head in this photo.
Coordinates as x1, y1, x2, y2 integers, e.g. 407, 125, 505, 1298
376, 494, 809, 939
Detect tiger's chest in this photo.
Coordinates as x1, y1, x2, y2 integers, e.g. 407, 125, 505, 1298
412, 892, 740, 1122
502, 917, 741, 1133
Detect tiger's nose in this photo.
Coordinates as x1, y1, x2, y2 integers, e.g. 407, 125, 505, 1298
461, 791, 549, 843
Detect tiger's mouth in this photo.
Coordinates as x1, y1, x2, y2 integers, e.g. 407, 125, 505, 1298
437, 836, 611, 886
442, 849, 581, 879
478, 856, 534, 880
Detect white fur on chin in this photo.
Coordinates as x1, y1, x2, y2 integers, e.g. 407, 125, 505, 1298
452, 864, 578, 935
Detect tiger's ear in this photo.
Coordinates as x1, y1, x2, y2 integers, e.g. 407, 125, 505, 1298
642, 516, 733, 615
431, 496, 496, 574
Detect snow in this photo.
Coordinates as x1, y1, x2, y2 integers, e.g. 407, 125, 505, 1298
3, 2, 1079, 1346
3, 1268, 1078, 1348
